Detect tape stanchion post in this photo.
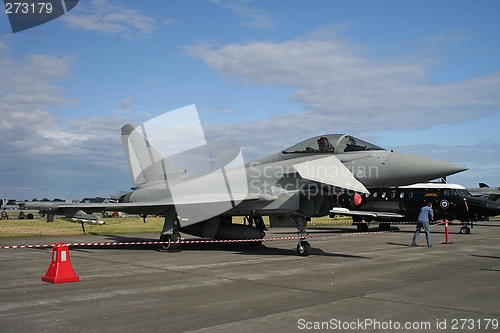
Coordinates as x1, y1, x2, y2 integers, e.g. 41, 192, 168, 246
442, 219, 453, 245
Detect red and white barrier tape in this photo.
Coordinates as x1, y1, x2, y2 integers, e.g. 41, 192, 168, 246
0, 236, 298, 249
0, 222, 446, 250
352, 221, 443, 225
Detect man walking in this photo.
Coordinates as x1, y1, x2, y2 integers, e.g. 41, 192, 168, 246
411, 202, 433, 247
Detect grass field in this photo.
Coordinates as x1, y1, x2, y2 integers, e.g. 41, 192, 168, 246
0, 212, 353, 238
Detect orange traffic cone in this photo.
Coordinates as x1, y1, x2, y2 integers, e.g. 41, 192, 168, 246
42, 242, 80, 284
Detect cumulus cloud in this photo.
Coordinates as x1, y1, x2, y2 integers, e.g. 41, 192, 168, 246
61, 0, 172, 40
0, 40, 130, 199
0, 46, 123, 157
184, 29, 500, 134
0, 49, 78, 152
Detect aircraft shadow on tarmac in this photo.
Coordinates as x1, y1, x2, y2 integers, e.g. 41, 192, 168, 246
471, 254, 500, 260
271, 226, 401, 234
69, 219, 497, 255
475, 255, 500, 273
69, 234, 368, 259
178, 244, 368, 258
386, 242, 417, 247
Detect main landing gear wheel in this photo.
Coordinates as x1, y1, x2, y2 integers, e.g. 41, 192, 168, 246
297, 241, 311, 256
159, 234, 180, 252
459, 226, 471, 234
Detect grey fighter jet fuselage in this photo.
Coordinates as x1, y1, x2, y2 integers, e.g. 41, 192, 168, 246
466, 183, 500, 202
26, 129, 468, 256
252, 134, 467, 188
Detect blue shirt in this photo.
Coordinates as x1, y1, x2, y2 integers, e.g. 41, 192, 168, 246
417, 206, 434, 222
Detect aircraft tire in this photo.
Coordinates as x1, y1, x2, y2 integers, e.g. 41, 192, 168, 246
459, 226, 471, 234
297, 241, 311, 256
159, 234, 180, 252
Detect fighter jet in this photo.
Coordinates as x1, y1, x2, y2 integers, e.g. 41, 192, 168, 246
467, 183, 500, 202
26, 105, 468, 255
330, 183, 500, 234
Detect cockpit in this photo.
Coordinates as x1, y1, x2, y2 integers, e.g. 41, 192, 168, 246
444, 188, 472, 197
282, 134, 384, 154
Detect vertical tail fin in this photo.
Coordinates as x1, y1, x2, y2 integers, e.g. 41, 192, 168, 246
121, 124, 182, 185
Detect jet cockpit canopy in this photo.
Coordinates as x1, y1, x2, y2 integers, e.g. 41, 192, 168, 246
282, 134, 384, 154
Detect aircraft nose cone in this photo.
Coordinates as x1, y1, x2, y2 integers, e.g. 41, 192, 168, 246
486, 201, 500, 217
385, 152, 468, 186
467, 198, 500, 217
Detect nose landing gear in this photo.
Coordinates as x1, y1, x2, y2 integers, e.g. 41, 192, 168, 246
294, 215, 311, 256
297, 240, 311, 256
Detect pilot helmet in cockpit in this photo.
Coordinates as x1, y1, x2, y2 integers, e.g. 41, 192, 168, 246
317, 136, 334, 152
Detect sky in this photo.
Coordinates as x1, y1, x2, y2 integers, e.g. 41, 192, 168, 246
0, 0, 499, 201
